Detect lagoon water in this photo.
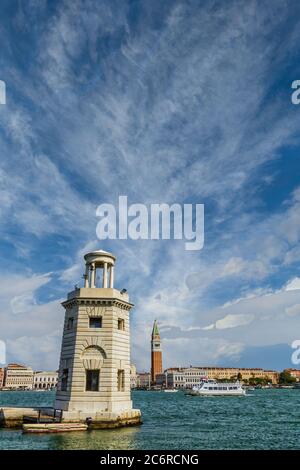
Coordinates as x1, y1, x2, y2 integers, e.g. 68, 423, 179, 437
0, 389, 300, 450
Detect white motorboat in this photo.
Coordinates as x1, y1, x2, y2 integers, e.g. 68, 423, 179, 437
187, 379, 246, 396
164, 389, 178, 393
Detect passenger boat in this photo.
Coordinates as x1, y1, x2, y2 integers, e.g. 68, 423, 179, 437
187, 379, 246, 396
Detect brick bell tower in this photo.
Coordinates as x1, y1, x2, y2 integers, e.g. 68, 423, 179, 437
151, 320, 162, 384
54, 249, 141, 427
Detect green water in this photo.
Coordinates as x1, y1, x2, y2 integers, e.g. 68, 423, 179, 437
0, 389, 300, 449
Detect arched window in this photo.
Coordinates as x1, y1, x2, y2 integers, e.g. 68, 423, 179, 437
81, 346, 107, 392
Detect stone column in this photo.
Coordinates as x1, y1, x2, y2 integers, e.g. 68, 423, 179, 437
109, 265, 114, 288
90, 263, 96, 288
103, 262, 108, 288
84, 264, 89, 288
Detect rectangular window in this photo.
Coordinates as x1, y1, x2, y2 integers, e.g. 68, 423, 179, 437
118, 318, 125, 331
61, 369, 68, 391
89, 317, 102, 328
67, 317, 74, 330
118, 369, 125, 391
86, 370, 99, 391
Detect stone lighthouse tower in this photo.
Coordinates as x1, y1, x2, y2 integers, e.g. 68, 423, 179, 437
55, 249, 141, 427
151, 320, 163, 384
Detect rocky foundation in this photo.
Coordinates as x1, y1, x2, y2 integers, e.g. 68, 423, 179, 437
0, 407, 54, 428
0, 407, 142, 430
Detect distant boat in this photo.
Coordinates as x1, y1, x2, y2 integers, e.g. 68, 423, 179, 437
293, 383, 300, 389
187, 380, 246, 396
164, 389, 178, 393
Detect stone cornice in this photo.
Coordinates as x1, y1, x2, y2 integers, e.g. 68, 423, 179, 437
61, 297, 133, 311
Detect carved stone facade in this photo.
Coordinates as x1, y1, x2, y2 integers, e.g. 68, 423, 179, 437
54, 250, 141, 427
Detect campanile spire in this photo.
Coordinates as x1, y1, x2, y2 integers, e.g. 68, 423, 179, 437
151, 319, 163, 384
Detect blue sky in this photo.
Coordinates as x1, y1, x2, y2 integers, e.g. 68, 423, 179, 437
1, 0, 300, 371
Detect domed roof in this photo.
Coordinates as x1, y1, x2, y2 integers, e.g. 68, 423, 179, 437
84, 249, 116, 263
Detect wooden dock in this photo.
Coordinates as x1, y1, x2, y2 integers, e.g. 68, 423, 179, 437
22, 423, 88, 434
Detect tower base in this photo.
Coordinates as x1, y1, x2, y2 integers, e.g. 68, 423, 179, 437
60, 408, 142, 429
0, 407, 141, 430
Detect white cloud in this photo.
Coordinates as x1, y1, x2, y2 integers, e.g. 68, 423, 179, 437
0, 271, 63, 369
285, 304, 300, 317
10, 292, 37, 315
221, 257, 245, 276
283, 246, 300, 265
160, 337, 244, 370
285, 278, 300, 291
0, 272, 52, 300
7, 331, 61, 371
215, 314, 254, 330
201, 323, 215, 331
59, 240, 100, 284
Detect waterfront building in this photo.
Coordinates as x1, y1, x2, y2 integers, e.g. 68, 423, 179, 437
3, 363, 33, 390
33, 371, 58, 390
157, 366, 279, 388
151, 320, 162, 384
0, 368, 4, 389
195, 367, 278, 384
136, 372, 151, 388
156, 368, 207, 388
284, 368, 300, 381
54, 249, 141, 426
260, 370, 279, 384
130, 364, 137, 389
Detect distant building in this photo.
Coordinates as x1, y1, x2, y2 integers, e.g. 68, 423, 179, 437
4, 363, 33, 390
136, 372, 151, 388
130, 364, 137, 389
284, 369, 300, 382
260, 370, 279, 384
196, 367, 279, 384
156, 367, 206, 389
156, 366, 279, 388
33, 371, 58, 390
151, 320, 162, 384
0, 368, 4, 389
